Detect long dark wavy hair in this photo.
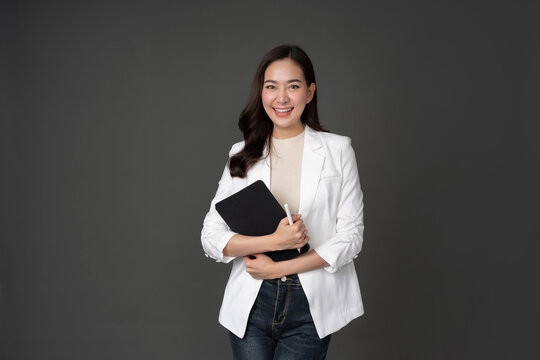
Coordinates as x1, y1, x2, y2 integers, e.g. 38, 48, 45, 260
228, 44, 328, 178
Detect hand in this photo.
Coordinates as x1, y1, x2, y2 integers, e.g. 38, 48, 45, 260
244, 254, 281, 280
272, 214, 310, 251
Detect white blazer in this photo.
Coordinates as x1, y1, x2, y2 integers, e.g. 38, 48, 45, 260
201, 124, 365, 339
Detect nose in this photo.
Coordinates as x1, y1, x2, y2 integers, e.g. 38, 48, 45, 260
276, 88, 289, 104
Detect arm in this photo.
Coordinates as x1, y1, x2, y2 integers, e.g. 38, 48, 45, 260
223, 233, 277, 257
244, 250, 329, 279
200, 157, 239, 263
314, 137, 364, 273
223, 214, 307, 257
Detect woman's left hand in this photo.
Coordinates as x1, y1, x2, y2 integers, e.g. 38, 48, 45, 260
244, 253, 281, 280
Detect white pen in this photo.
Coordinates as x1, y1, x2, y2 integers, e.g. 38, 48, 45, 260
284, 203, 301, 253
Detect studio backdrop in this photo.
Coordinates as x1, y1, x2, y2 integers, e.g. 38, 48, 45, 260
1, 0, 537, 359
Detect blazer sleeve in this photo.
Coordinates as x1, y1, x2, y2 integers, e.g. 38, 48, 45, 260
200, 146, 239, 263
314, 137, 365, 273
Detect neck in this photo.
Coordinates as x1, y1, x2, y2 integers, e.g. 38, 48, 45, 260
272, 123, 305, 139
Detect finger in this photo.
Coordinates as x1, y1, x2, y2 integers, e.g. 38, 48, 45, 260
276, 218, 289, 231
294, 224, 305, 237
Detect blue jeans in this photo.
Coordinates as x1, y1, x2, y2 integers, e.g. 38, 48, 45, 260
228, 274, 331, 359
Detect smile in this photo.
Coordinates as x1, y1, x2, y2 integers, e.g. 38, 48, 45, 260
273, 107, 293, 113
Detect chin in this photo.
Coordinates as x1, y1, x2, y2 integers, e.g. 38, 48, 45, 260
271, 116, 302, 129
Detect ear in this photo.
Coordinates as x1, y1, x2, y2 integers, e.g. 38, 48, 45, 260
306, 82, 317, 104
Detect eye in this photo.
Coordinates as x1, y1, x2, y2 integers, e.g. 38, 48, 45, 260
264, 85, 276, 90
289, 84, 300, 89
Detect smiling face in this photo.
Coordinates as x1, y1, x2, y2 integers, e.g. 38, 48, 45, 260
261, 58, 316, 138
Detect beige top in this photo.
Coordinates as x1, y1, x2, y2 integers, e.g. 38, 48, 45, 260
270, 128, 305, 214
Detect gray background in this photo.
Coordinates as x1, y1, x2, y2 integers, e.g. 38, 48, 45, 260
1, 0, 538, 359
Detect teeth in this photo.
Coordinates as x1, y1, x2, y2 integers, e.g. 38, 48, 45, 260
274, 108, 293, 113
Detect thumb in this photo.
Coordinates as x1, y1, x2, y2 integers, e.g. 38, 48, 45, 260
292, 214, 302, 221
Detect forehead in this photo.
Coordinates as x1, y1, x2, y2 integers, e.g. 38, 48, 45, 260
264, 58, 305, 81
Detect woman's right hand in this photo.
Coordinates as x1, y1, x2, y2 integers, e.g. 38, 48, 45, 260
272, 214, 310, 251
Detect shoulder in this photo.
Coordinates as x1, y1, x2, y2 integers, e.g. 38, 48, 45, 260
228, 141, 245, 157
318, 131, 352, 150
316, 130, 358, 173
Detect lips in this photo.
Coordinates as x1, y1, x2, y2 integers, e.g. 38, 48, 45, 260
273, 107, 293, 115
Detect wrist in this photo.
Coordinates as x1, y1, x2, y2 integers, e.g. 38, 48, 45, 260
267, 233, 281, 252
272, 261, 286, 279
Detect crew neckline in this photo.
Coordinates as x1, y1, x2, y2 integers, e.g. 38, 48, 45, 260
271, 127, 306, 141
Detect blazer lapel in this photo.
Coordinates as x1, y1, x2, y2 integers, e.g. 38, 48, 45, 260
298, 125, 324, 218
246, 125, 324, 218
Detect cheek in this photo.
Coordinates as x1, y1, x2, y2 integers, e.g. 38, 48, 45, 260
261, 92, 273, 107
292, 92, 309, 106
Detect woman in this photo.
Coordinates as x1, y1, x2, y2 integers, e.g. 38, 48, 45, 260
201, 44, 365, 359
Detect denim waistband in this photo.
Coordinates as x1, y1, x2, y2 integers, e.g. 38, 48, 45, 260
265, 273, 300, 286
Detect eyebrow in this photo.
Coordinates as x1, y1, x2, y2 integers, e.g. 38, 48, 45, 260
263, 79, 303, 84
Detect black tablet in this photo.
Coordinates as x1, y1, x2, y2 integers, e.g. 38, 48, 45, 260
215, 180, 309, 262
